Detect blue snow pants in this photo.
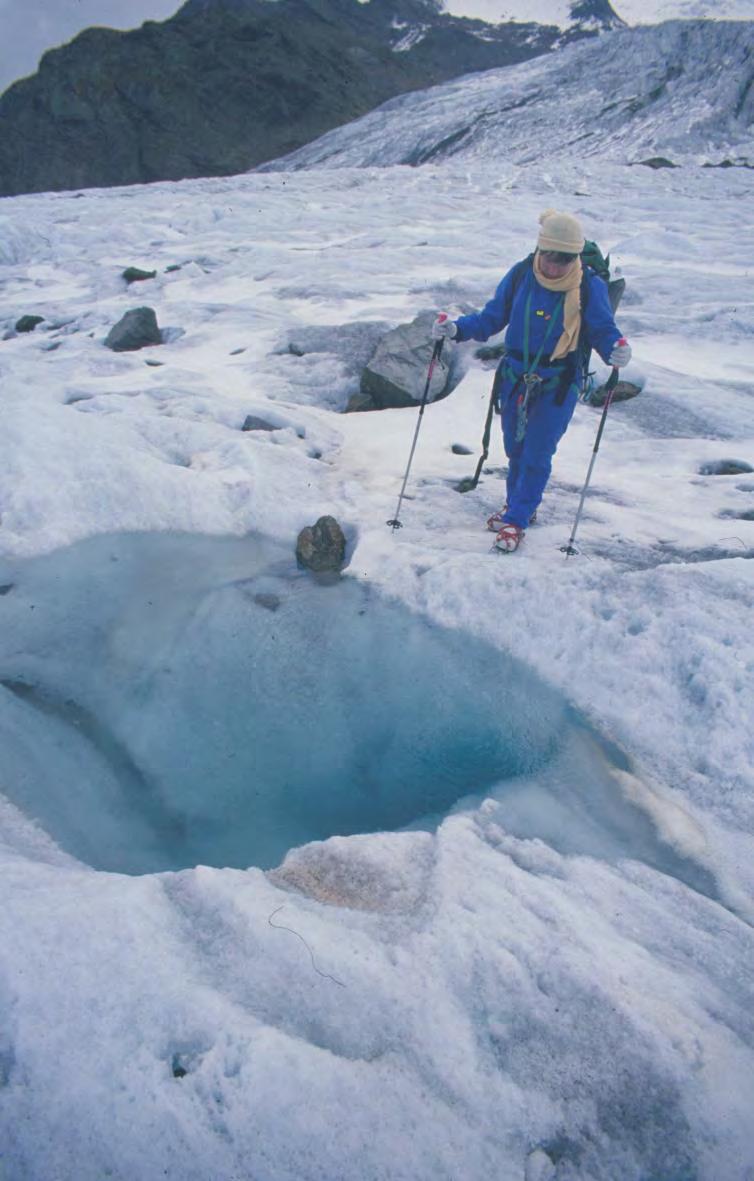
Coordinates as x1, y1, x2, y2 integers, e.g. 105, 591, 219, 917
498, 363, 579, 530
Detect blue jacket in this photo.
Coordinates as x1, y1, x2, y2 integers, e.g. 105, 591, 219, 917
454, 261, 621, 368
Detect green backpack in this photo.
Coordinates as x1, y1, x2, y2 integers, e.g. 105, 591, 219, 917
579, 240, 625, 399
581, 238, 611, 283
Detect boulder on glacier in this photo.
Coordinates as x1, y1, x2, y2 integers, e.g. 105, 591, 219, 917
104, 307, 162, 352
359, 311, 464, 410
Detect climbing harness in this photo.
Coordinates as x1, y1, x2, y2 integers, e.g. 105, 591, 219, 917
515, 372, 543, 442
511, 287, 566, 442
456, 286, 567, 493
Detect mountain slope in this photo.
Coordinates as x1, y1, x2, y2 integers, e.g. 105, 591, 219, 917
0, 0, 607, 198
264, 19, 754, 170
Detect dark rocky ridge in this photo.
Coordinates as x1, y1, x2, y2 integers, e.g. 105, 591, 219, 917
0, 0, 619, 197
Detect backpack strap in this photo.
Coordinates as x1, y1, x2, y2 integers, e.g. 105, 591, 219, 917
581, 265, 592, 310
509, 253, 535, 303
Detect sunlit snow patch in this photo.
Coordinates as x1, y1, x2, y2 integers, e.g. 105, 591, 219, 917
0, 533, 716, 892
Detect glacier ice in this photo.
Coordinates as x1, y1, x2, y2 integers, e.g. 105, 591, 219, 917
265, 20, 754, 172
0, 532, 721, 892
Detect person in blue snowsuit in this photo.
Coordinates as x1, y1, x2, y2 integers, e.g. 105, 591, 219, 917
433, 210, 631, 552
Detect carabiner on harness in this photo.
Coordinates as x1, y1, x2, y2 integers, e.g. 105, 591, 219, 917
516, 372, 543, 443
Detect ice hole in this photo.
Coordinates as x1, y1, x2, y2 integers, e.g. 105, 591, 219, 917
0, 534, 717, 893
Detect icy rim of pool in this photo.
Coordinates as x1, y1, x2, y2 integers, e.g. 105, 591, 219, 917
0, 529, 722, 907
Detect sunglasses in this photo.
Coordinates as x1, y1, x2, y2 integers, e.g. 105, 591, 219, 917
540, 250, 577, 265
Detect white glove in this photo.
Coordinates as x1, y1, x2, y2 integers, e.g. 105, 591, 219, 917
608, 339, 631, 367
432, 315, 457, 341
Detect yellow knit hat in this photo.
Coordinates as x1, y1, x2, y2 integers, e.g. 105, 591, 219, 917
537, 208, 585, 254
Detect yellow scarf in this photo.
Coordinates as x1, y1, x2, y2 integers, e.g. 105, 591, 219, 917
533, 252, 582, 360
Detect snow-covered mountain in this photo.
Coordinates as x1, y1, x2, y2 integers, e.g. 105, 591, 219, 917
264, 19, 754, 170
442, 0, 754, 24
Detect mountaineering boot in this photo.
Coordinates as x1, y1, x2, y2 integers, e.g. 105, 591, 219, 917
495, 524, 525, 553
486, 506, 537, 532
486, 507, 507, 532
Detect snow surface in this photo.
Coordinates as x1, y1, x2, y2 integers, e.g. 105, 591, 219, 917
616, 0, 754, 21
441, 0, 576, 26
1, 97, 754, 1181
440, 0, 754, 26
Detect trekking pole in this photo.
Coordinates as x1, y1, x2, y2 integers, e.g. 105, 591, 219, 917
387, 333, 445, 530
560, 352, 624, 558
456, 377, 499, 494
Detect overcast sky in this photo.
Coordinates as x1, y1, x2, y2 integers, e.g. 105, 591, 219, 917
0, 1, 183, 94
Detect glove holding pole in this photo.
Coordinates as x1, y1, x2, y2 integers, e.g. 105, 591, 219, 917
386, 316, 454, 530
432, 315, 458, 342
608, 339, 631, 367
561, 337, 630, 557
